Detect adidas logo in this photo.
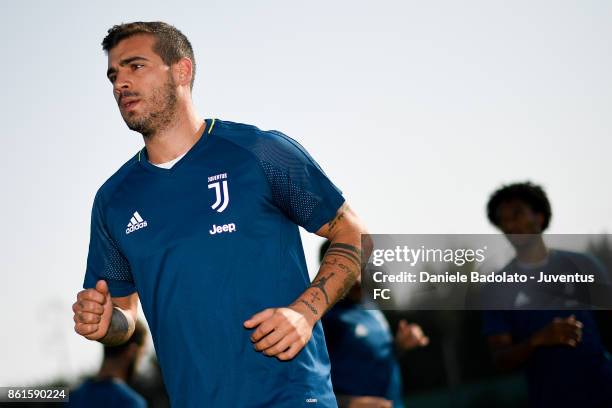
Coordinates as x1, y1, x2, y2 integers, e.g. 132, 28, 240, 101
126, 211, 148, 235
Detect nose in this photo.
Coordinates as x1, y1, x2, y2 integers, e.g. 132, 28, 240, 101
113, 70, 132, 99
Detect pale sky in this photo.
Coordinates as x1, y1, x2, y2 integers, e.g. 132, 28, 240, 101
1, 0, 611, 385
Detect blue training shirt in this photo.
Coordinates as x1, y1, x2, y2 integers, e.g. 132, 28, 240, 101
83, 119, 344, 407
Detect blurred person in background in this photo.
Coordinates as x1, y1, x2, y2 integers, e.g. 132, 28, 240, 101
68, 320, 148, 407
483, 181, 612, 408
320, 241, 429, 408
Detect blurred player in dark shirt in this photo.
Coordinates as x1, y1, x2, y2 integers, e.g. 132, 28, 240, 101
483, 182, 612, 408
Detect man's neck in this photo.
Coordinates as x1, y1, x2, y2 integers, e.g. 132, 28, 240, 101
143, 103, 204, 165
515, 236, 548, 264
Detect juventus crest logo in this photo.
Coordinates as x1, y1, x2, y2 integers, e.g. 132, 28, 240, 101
208, 173, 229, 212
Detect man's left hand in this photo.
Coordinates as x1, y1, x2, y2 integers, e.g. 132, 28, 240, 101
244, 305, 314, 361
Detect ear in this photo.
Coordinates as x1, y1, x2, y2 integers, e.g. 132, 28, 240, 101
172, 57, 193, 87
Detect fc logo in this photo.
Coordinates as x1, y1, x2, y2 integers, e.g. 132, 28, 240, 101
208, 175, 229, 212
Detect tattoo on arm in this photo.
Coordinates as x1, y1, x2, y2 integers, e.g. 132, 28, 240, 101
310, 273, 335, 305
309, 290, 322, 304
297, 299, 319, 316
336, 270, 356, 299
327, 243, 361, 299
327, 207, 347, 233
314, 243, 363, 307
99, 307, 135, 346
324, 243, 361, 267
296, 242, 362, 320
322, 256, 354, 273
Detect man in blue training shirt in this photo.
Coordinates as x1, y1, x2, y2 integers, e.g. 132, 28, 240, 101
71, 21, 368, 407
68, 320, 148, 408
482, 182, 612, 408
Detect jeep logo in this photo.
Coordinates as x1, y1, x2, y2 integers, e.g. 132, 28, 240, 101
209, 223, 237, 235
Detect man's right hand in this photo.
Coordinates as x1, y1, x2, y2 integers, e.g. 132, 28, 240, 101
73, 280, 113, 340
531, 315, 583, 348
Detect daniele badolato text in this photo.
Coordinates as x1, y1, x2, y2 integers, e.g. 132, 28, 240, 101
371, 270, 595, 284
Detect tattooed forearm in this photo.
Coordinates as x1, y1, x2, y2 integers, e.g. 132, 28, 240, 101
291, 202, 368, 323
312, 242, 362, 307
336, 270, 356, 299
324, 243, 361, 267
310, 273, 335, 305
98, 307, 135, 346
322, 257, 356, 275
309, 289, 322, 304
296, 299, 319, 316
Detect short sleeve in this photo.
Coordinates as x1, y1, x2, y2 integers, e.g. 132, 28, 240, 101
254, 131, 345, 232
83, 193, 137, 297
482, 310, 512, 337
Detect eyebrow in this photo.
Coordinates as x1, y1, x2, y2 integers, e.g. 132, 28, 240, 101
106, 56, 150, 78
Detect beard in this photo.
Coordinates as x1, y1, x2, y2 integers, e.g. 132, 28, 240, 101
122, 74, 178, 138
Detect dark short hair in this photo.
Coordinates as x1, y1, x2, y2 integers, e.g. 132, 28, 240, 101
486, 181, 552, 231
104, 319, 147, 359
102, 21, 196, 89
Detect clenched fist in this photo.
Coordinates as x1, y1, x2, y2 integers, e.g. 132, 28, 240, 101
73, 280, 113, 340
